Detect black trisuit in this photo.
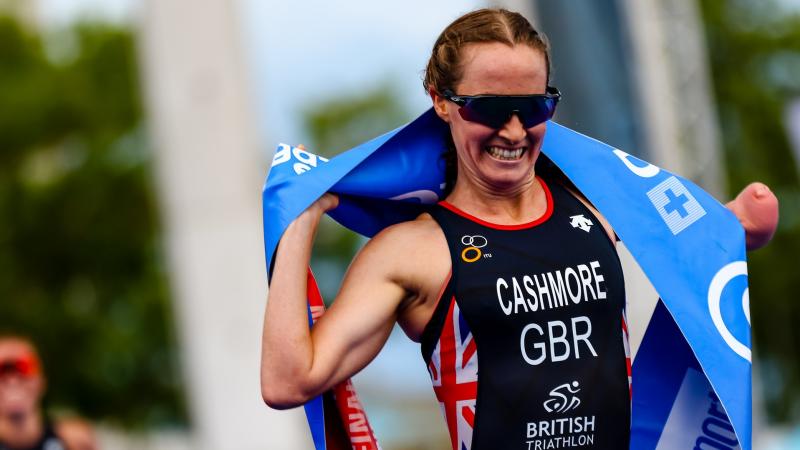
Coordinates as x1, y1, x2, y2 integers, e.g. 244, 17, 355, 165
421, 176, 631, 450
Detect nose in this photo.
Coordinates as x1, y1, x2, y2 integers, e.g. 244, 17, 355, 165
0, 374, 22, 386
497, 113, 526, 143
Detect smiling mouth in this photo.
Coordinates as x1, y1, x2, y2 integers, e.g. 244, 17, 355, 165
485, 146, 527, 161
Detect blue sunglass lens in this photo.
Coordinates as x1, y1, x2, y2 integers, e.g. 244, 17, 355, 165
459, 96, 557, 128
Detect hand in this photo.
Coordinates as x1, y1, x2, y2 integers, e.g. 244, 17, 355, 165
725, 182, 779, 251
312, 192, 340, 214
295, 144, 339, 215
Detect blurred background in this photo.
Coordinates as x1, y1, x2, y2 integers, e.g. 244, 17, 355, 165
0, 0, 799, 448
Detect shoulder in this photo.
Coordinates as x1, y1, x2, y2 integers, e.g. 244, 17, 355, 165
365, 212, 445, 255
559, 183, 617, 244
376, 211, 441, 237
356, 212, 449, 290
55, 417, 97, 450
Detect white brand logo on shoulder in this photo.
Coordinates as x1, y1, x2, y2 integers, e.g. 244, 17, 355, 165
569, 214, 593, 233
543, 381, 581, 413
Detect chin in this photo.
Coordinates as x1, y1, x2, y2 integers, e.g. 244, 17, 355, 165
482, 169, 536, 190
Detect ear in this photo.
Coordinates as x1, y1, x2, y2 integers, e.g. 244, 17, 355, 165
430, 88, 451, 123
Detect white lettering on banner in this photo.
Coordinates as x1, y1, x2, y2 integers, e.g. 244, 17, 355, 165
271, 143, 292, 166
613, 149, 661, 178
389, 189, 439, 203
613, 149, 708, 234
271, 143, 329, 174
708, 261, 751, 362
338, 382, 377, 448
656, 368, 741, 450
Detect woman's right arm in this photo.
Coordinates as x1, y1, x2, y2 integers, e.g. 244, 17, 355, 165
260, 195, 412, 409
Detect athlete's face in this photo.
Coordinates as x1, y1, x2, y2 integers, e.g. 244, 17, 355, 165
433, 42, 549, 192
0, 338, 44, 420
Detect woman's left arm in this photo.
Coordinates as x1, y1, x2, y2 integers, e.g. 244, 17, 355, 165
726, 182, 779, 251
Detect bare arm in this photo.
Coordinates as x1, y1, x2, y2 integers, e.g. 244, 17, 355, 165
726, 182, 779, 251
56, 418, 97, 450
261, 195, 411, 409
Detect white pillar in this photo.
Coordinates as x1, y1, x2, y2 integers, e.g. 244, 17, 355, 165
138, 1, 310, 448
621, 0, 725, 196
0, 0, 38, 26
786, 99, 800, 176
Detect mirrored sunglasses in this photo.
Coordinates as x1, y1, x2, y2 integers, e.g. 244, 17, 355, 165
0, 355, 39, 378
441, 86, 561, 129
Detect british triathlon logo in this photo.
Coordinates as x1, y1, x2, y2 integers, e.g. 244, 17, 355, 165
460, 235, 489, 263
529, 381, 595, 447
543, 381, 581, 413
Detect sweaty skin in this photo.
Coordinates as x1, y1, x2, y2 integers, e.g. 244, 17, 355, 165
259, 42, 778, 410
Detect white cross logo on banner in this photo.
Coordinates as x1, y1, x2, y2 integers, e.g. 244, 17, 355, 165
646, 176, 707, 235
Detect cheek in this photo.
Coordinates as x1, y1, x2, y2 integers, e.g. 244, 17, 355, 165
0, 380, 38, 406
451, 120, 494, 150
527, 123, 547, 147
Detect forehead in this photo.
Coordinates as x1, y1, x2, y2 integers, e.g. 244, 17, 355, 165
456, 42, 548, 95
0, 338, 36, 360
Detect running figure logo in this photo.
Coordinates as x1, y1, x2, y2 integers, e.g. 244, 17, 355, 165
543, 381, 581, 413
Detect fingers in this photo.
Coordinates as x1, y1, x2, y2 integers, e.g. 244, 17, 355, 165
292, 144, 337, 213
319, 193, 339, 212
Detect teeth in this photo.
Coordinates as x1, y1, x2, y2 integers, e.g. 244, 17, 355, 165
486, 146, 526, 160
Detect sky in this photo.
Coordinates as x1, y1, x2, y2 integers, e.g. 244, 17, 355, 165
36, 0, 485, 151
32, 0, 486, 436
240, 0, 485, 149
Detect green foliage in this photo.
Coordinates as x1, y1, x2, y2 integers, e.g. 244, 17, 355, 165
301, 85, 411, 301
699, 0, 800, 421
0, 16, 186, 427
302, 84, 412, 157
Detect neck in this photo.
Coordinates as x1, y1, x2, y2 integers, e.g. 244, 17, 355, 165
446, 171, 546, 225
0, 409, 43, 449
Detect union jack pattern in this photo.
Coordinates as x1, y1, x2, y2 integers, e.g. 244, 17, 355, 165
427, 296, 478, 450
622, 310, 632, 397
